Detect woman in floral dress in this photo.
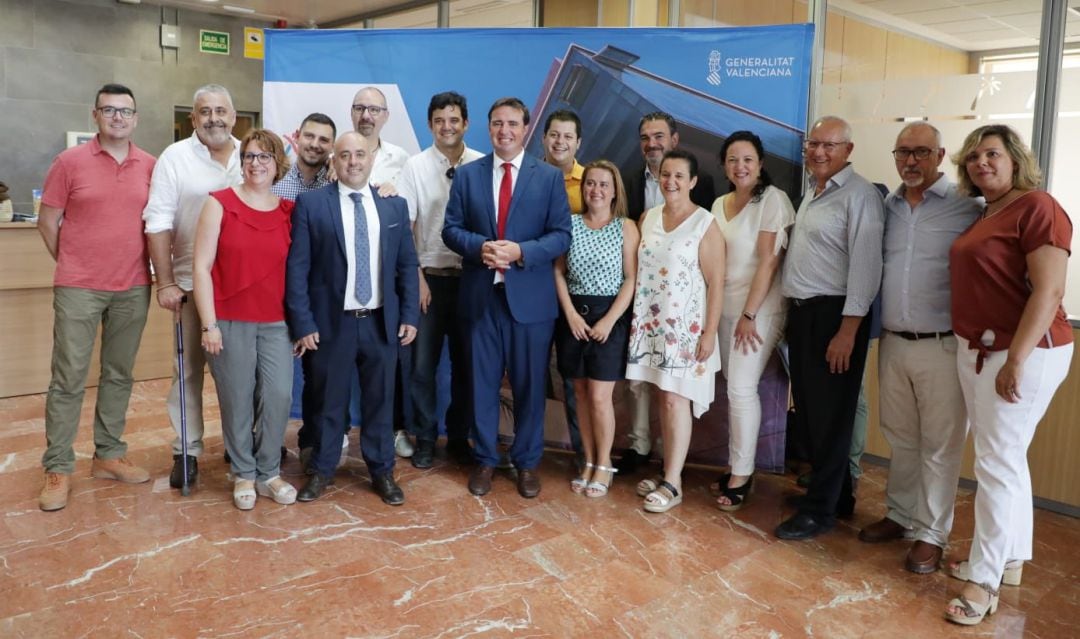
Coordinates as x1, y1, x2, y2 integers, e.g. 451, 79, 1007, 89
626, 149, 725, 513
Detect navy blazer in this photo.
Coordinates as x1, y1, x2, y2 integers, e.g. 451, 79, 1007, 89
442, 153, 571, 324
286, 182, 419, 343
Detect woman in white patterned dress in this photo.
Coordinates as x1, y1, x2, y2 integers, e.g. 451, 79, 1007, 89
626, 150, 725, 513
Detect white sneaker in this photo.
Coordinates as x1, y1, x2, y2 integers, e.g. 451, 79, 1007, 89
394, 430, 414, 458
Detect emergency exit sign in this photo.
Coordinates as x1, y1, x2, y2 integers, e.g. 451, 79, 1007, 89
199, 30, 230, 55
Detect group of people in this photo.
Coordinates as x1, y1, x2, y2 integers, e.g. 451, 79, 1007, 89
35, 80, 1072, 627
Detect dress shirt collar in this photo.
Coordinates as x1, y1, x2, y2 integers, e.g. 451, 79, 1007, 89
893, 172, 949, 202
494, 149, 525, 172
339, 182, 374, 202
435, 144, 474, 167
188, 132, 241, 165
809, 162, 854, 194
644, 165, 659, 183
289, 162, 329, 188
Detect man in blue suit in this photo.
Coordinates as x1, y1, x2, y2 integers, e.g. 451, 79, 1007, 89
286, 131, 420, 505
443, 97, 572, 498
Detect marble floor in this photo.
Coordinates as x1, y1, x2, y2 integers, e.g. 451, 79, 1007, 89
1, 379, 1078, 638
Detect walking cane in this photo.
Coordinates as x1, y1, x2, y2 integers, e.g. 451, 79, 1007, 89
175, 295, 191, 496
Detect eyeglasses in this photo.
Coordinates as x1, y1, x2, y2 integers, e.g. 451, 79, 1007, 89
445, 167, 456, 180
891, 147, 937, 160
803, 139, 848, 153
97, 106, 136, 119
241, 152, 274, 165
351, 104, 387, 116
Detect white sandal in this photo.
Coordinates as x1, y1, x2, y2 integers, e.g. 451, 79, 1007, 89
585, 465, 617, 498
233, 479, 256, 510
636, 475, 665, 497
944, 582, 999, 626
570, 463, 594, 494
947, 559, 1023, 586
643, 480, 682, 513
256, 476, 297, 505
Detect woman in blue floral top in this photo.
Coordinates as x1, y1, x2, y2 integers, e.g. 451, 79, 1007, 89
626, 150, 725, 513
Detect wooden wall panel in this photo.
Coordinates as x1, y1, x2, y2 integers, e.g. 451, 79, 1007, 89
839, 16, 888, 84
600, 0, 629, 26
541, 0, 598, 27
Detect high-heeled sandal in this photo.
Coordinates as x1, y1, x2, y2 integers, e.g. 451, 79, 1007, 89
717, 475, 754, 512
585, 465, 617, 498
947, 559, 1023, 586
570, 462, 594, 494
944, 582, 999, 626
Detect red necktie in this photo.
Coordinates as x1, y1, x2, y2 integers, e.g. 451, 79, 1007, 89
497, 162, 512, 239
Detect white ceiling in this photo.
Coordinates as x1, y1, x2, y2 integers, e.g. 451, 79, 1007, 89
145, 0, 1080, 51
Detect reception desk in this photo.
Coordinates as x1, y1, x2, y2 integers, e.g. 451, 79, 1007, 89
0, 222, 173, 398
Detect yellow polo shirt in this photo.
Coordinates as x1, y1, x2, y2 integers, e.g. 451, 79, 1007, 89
563, 161, 585, 214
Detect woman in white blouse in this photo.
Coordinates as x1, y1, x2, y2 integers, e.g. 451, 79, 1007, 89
710, 131, 795, 511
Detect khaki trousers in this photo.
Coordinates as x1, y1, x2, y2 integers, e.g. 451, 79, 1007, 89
878, 332, 967, 547
42, 286, 149, 473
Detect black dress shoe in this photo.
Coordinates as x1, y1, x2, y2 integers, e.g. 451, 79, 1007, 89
297, 474, 333, 502
446, 439, 474, 466
169, 455, 198, 489
372, 473, 405, 506
516, 468, 541, 498
614, 449, 647, 474
412, 440, 435, 469
775, 512, 834, 540
469, 465, 495, 496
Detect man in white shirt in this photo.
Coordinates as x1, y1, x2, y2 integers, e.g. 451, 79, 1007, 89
396, 91, 483, 469
351, 86, 409, 186
143, 84, 241, 490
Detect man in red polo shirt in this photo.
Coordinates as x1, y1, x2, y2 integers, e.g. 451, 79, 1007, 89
37, 83, 156, 511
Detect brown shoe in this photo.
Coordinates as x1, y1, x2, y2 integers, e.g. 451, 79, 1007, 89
858, 517, 910, 543
468, 465, 495, 496
905, 540, 943, 574
517, 468, 541, 498
92, 455, 151, 484
39, 472, 71, 511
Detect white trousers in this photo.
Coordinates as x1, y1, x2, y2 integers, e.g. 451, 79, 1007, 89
957, 337, 1072, 586
878, 332, 967, 547
718, 312, 784, 476
168, 295, 206, 456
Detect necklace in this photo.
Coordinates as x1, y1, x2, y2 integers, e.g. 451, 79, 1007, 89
984, 187, 1014, 206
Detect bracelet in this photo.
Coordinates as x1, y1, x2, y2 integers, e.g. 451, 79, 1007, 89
157, 282, 179, 293
742, 311, 757, 321
201, 324, 219, 332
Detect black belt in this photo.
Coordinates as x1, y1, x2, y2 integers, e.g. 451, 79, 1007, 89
789, 295, 841, 308
889, 329, 953, 341
423, 267, 461, 277
345, 307, 381, 319
493, 282, 506, 291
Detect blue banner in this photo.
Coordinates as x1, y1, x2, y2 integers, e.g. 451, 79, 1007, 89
264, 25, 813, 198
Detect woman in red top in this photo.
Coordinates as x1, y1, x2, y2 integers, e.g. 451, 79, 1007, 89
945, 124, 1073, 625
193, 129, 297, 510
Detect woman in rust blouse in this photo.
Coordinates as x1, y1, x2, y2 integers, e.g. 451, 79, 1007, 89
944, 124, 1073, 625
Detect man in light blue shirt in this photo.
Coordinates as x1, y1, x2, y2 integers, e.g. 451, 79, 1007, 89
858, 123, 980, 574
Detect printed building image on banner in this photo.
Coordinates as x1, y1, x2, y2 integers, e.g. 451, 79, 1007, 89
264, 25, 812, 203
265, 25, 813, 473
